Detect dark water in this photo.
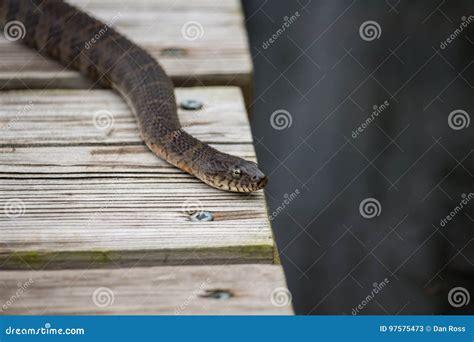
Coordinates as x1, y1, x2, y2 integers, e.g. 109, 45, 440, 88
242, 0, 473, 315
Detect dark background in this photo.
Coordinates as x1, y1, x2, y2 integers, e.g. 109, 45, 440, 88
242, 0, 473, 315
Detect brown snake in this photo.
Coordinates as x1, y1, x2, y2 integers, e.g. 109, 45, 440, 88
0, 0, 267, 192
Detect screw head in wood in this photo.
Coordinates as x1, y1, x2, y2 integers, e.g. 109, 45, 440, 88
200, 289, 233, 300
190, 211, 213, 222
180, 99, 203, 111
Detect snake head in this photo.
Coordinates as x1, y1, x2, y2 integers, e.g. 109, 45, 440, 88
227, 159, 267, 192
202, 154, 267, 193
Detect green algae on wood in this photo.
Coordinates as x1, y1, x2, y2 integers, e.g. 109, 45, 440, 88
0, 244, 274, 270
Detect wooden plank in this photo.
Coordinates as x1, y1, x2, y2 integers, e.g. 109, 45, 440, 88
0, 265, 293, 314
0, 88, 251, 145
0, 177, 273, 269
0, 144, 256, 175
0, 87, 274, 269
0, 0, 252, 92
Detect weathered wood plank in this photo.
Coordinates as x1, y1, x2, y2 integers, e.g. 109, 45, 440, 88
0, 144, 256, 175
0, 178, 272, 269
0, 87, 251, 145
0, 265, 292, 314
0, 0, 252, 91
0, 87, 273, 269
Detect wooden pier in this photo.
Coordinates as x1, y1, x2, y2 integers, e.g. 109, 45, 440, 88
0, 0, 292, 314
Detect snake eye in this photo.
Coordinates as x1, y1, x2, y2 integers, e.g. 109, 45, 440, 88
231, 167, 242, 179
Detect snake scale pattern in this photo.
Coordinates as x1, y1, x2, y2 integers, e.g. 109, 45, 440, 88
0, 0, 267, 192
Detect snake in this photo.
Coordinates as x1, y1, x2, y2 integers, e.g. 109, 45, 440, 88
0, 0, 267, 192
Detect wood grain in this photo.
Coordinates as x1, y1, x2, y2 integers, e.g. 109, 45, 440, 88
0, 144, 256, 175
0, 87, 274, 270
0, 87, 251, 145
0, 0, 252, 91
0, 265, 292, 314
0, 1, 285, 315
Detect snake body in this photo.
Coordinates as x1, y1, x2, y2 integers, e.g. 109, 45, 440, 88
0, 0, 267, 192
